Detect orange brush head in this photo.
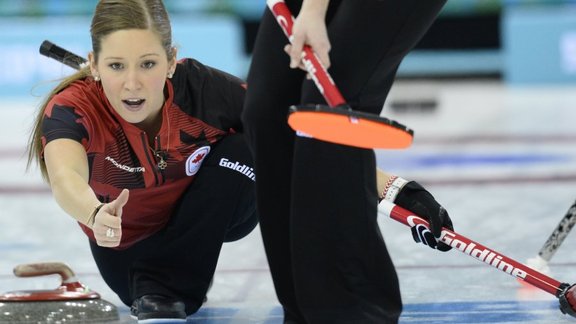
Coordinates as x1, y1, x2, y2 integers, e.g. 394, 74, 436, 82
287, 105, 413, 149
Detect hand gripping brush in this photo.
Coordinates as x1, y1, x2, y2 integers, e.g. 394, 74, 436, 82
378, 200, 576, 318
266, 0, 414, 149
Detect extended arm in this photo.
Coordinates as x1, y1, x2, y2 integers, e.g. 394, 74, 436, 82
44, 139, 126, 247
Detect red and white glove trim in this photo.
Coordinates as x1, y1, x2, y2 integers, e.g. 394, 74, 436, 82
380, 176, 409, 202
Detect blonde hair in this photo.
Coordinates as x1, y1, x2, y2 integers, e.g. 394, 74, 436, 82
27, 0, 174, 181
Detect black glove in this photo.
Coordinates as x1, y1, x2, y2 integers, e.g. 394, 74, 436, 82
559, 283, 576, 318
393, 180, 454, 252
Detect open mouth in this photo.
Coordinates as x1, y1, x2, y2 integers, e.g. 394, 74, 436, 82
122, 98, 146, 111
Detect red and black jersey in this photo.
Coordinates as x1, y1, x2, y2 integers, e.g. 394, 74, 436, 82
41, 58, 246, 249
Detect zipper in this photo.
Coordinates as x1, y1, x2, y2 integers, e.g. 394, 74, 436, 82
154, 135, 168, 171
153, 134, 168, 185
140, 133, 160, 186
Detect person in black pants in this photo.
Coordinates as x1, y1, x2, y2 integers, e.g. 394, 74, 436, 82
89, 134, 258, 317
242, 0, 452, 323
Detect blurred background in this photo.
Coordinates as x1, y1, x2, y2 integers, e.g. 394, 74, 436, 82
2, 0, 576, 99
2, 1, 576, 322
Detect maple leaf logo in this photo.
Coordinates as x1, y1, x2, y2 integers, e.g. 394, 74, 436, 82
192, 153, 206, 164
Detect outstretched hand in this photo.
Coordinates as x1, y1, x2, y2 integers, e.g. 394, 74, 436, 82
93, 189, 129, 247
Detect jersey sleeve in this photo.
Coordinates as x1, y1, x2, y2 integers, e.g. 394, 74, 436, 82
42, 103, 89, 147
175, 58, 246, 132
215, 67, 246, 132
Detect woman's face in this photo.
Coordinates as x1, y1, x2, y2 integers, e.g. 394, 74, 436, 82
90, 29, 175, 129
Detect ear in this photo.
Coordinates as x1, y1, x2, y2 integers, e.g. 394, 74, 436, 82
88, 52, 98, 76
168, 47, 178, 75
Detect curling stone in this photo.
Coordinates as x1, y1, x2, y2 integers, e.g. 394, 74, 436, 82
0, 262, 119, 323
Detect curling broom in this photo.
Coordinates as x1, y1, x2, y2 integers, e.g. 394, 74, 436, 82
378, 200, 576, 318
525, 199, 576, 276
266, 0, 414, 149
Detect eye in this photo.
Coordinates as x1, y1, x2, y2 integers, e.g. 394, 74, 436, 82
142, 61, 156, 69
108, 62, 123, 70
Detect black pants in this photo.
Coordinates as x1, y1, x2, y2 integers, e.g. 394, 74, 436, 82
242, 0, 446, 323
89, 134, 258, 315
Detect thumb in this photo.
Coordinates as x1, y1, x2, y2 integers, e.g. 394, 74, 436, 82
289, 37, 305, 69
109, 189, 129, 218
429, 207, 447, 238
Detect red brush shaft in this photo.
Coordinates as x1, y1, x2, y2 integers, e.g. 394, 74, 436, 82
267, 0, 346, 107
380, 200, 565, 296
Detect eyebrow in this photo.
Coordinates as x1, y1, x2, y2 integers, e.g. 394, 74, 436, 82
103, 53, 161, 60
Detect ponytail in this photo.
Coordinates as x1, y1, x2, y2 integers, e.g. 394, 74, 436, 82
26, 67, 91, 182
